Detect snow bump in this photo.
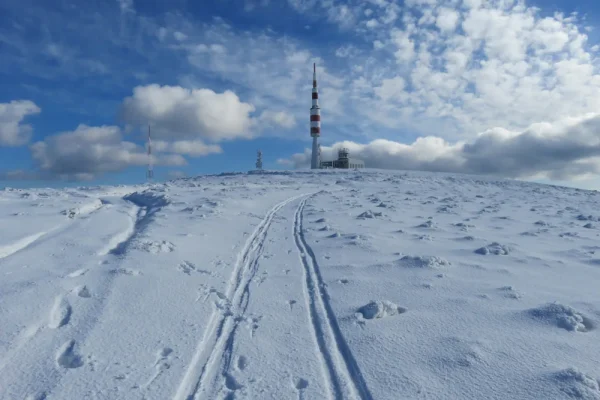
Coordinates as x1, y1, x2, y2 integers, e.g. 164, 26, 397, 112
357, 300, 407, 320
396, 255, 451, 269
529, 303, 593, 332
555, 367, 600, 399
475, 242, 511, 255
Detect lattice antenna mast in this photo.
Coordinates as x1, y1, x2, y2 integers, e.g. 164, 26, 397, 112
256, 149, 263, 170
147, 125, 154, 182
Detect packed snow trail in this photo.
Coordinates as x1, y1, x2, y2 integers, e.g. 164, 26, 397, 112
294, 196, 372, 400
174, 193, 310, 400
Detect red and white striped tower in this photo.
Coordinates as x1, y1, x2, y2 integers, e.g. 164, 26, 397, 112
310, 62, 321, 169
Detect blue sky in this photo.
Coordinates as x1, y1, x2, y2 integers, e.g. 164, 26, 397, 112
1, 0, 600, 188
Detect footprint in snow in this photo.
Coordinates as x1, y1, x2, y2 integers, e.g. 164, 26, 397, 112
48, 296, 72, 329
236, 355, 247, 371
288, 300, 297, 311
56, 340, 84, 369
74, 285, 91, 298
178, 261, 196, 275
294, 377, 309, 399
141, 347, 174, 390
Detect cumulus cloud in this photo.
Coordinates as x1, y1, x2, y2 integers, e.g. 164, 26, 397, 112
29, 124, 185, 180
280, 113, 600, 181
121, 84, 256, 141
0, 100, 41, 146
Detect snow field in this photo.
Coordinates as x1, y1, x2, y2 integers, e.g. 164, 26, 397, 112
0, 170, 599, 400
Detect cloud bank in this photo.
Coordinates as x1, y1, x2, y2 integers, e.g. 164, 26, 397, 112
279, 113, 600, 181
29, 125, 186, 180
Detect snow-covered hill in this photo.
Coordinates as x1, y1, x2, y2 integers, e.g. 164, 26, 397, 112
1, 170, 599, 400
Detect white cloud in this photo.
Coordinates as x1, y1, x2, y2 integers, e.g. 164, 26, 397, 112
259, 110, 297, 129
121, 84, 256, 141
173, 31, 187, 41
117, 0, 134, 14
29, 124, 185, 180
335, 45, 359, 58
374, 77, 406, 101
390, 29, 415, 63
0, 100, 41, 146
366, 19, 379, 29
154, 140, 223, 157
436, 8, 459, 32
280, 113, 600, 181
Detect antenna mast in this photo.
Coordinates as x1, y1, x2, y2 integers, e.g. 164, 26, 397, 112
147, 125, 153, 182
256, 149, 263, 170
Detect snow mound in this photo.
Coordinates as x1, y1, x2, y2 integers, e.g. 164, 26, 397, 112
498, 286, 522, 299
577, 215, 598, 222
357, 300, 407, 320
454, 222, 475, 231
529, 303, 593, 332
61, 199, 103, 218
555, 367, 600, 399
584, 223, 595, 229
475, 242, 511, 255
417, 220, 436, 228
357, 210, 382, 219
138, 240, 175, 254
397, 255, 451, 269
124, 190, 171, 209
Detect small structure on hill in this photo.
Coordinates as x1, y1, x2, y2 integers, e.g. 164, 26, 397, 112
320, 148, 365, 169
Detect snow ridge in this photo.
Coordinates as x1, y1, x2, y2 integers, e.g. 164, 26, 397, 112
173, 193, 308, 400
0, 230, 50, 260
109, 190, 171, 255
294, 196, 373, 400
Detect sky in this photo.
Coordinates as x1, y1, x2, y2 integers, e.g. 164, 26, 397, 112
1, 0, 600, 189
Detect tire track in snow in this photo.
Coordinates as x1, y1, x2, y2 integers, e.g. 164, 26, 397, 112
174, 193, 309, 400
293, 196, 372, 400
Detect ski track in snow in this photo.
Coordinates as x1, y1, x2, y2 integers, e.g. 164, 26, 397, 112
173, 193, 309, 400
294, 196, 372, 400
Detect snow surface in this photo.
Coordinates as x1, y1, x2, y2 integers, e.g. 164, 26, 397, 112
1, 170, 599, 400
